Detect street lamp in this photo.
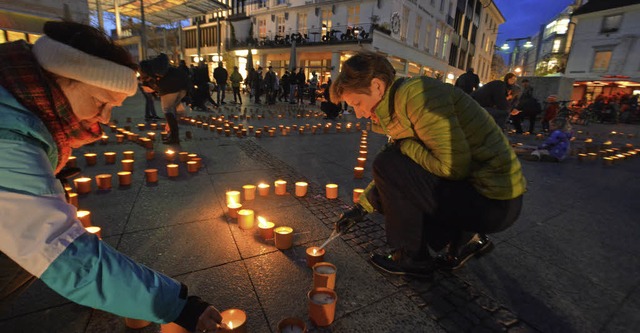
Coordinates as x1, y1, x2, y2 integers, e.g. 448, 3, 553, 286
500, 37, 533, 75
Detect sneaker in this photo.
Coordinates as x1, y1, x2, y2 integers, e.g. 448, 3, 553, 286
435, 234, 493, 271
369, 250, 434, 278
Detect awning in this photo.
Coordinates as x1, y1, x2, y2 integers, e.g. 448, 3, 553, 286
0, 9, 57, 34
88, 0, 230, 25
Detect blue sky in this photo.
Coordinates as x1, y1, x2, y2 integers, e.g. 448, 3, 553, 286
493, 0, 576, 46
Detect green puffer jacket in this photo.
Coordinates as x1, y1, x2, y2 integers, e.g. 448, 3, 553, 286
359, 76, 526, 213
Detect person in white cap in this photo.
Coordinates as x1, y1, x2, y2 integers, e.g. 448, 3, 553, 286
0, 21, 223, 332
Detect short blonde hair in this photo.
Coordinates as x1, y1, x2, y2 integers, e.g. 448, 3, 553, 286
330, 51, 395, 104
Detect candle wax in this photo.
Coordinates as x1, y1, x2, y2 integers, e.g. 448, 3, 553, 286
281, 325, 304, 333
311, 293, 335, 305
315, 265, 336, 275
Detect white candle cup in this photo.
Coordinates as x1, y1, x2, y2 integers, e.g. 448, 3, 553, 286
274, 226, 294, 250
325, 184, 338, 199
187, 161, 198, 173
356, 157, 366, 168
258, 183, 270, 196
179, 151, 190, 162
237, 209, 255, 230
65, 156, 77, 168
226, 190, 241, 205
67, 192, 78, 208
354, 167, 364, 179
295, 182, 308, 197
243, 185, 256, 201
274, 180, 287, 195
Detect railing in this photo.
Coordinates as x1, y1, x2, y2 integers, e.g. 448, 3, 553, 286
227, 22, 378, 49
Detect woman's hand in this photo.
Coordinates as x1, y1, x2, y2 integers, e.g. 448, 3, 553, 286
195, 306, 223, 332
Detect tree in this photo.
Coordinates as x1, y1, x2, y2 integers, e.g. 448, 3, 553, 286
490, 53, 507, 81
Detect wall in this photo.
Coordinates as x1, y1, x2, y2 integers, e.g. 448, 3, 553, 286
519, 76, 575, 102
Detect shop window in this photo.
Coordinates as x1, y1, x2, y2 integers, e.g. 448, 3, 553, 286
592, 50, 612, 72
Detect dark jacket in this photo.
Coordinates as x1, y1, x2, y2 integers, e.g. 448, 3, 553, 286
471, 80, 510, 111
213, 66, 228, 85
141, 66, 190, 96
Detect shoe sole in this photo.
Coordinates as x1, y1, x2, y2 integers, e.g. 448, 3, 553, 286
449, 240, 495, 271
368, 258, 433, 279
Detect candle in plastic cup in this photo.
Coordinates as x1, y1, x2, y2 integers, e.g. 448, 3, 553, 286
85, 226, 102, 238
84, 153, 97, 166
274, 226, 294, 250
167, 164, 179, 177
353, 188, 364, 204
104, 152, 116, 164
77, 210, 91, 227
219, 308, 247, 333
145, 169, 158, 183
306, 246, 325, 268
277, 317, 307, 333
121, 159, 134, 172
74, 177, 92, 194
227, 201, 242, 219
325, 184, 338, 199
258, 216, 275, 240
353, 167, 364, 179
258, 183, 270, 196
308, 288, 337, 327
118, 171, 132, 186
274, 180, 287, 195
295, 182, 308, 197
237, 209, 255, 230
243, 184, 256, 201
226, 190, 241, 205
95, 174, 112, 190
123, 150, 134, 160
313, 262, 337, 289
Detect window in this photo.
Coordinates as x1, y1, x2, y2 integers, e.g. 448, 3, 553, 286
425, 23, 432, 53
592, 50, 612, 72
443, 33, 449, 59
434, 27, 442, 57
277, 15, 285, 36
552, 39, 561, 53
321, 9, 333, 32
347, 5, 360, 26
400, 5, 410, 42
601, 14, 622, 33
440, 0, 445, 12
414, 16, 422, 47
298, 13, 308, 34
258, 18, 267, 38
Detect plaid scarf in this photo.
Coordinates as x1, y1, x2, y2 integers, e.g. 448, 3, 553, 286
0, 41, 103, 174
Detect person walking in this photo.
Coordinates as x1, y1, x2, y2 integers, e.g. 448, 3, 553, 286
213, 61, 228, 105
308, 71, 318, 105
0, 21, 224, 332
454, 67, 480, 94
289, 68, 298, 104
296, 67, 306, 105
229, 66, 244, 104
330, 51, 525, 277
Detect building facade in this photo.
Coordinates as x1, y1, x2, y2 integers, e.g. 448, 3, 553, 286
565, 0, 640, 101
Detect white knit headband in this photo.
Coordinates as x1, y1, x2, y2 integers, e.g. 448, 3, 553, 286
32, 36, 138, 96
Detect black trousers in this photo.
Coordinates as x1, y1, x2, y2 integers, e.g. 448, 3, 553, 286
367, 149, 522, 257
0, 252, 35, 310
512, 112, 537, 133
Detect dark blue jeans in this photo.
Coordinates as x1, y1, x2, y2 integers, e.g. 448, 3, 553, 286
366, 148, 522, 257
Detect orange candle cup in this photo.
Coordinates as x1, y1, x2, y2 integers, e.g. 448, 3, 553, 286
100, 135, 109, 144
67, 192, 78, 208
167, 164, 179, 177
191, 157, 202, 170
124, 318, 151, 329
295, 182, 308, 197
145, 169, 158, 183
85, 226, 102, 238
359, 150, 368, 159
66, 156, 77, 168
227, 202, 242, 219
274, 180, 287, 195
84, 153, 97, 166
121, 159, 134, 172
274, 226, 294, 250
179, 151, 190, 162
313, 262, 337, 289
257, 216, 275, 240
354, 167, 364, 179
308, 288, 338, 327
137, 123, 146, 131
237, 209, 255, 230
258, 183, 270, 196
104, 152, 116, 164
325, 184, 338, 199
123, 150, 134, 160
356, 157, 366, 168
73, 177, 92, 194
243, 184, 256, 201
146, 150, 155, 160
277, 317, 307, 333
116, 134, 124, 143
77, 210, 92, 228
118, 171, 132, 186
165, 149, 176, 162
95, 174, 112, 190
147, 132, 156, 141
353, 188, 364, 204
306, 246, 326, 268
187, 161, 198, 173
219, 308, 247, 333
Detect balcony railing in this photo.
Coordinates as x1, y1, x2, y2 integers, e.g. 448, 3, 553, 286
226, 22, 380, 50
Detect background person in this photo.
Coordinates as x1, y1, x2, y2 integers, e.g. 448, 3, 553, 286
0, 21, 222, 332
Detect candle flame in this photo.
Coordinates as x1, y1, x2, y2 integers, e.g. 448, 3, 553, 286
166, 149, 174, 154
229, 198, 237, 206
313, 248, 317, 255
228, 321, 234, 329
258, 216, 267, 227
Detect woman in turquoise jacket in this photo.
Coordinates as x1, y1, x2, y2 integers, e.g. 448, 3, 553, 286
331, 51, 525, 277
0, 21, 222, 332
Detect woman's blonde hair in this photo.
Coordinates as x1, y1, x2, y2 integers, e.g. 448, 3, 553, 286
330, 51, 395, 104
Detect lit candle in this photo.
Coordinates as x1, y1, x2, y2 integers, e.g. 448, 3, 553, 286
227, 199, 242, 219
274, 226, 294, 250
308, 288, 337, 327
100, 135, 109, 144
84, 153, 97, 166
121, 159, 134, 172
109, 124, 117, 133
187, 161, 198, 173
167, 164, 179, 177
353, 188, 364, 204
226, 191, 241, 205
179, 151, 189, 162
356, 157, 366, 168
95, 174, 112, 190
73, 177, 92, 194
116, 134, 124, 143
354, 166, 364, 179
295, 181, 308, 197
191, 157, 202, 170
165, 149, 176, 162
243, 184, 256, 201
602, 157, 613, 166
274, 180, 287, 195
77, 210, 91, 227
258, 183, 270, 196
145, 169, 158, 183
313, 262, 337, 289
358, 150, 367, 159
123, 150, 134, 160
118, 171, 132, 186
325, 184, 338, 199
577, 153, 587, 162
257, 216, 275, 240
219, 309, 247, 332
67, 192, 78, 207
147, 132, 156, 141
150, 123, 158, 130
85, 226, 102, 238
104, 152, 116, 164
237, 209, 255, 230
66, 156, 77, 168
141, 138, 153, 149
306, 246, 326, 268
